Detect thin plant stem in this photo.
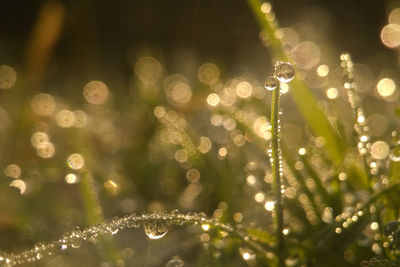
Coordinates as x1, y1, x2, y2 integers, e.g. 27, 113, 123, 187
80, 171, 104, 225
270, 85, 285, 267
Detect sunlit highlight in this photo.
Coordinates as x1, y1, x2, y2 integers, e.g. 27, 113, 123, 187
326, 87, 338, 99
377, 78, 396, 98
9, 179, 26, 194
31, 93, 56, 116
264, 200, 275, 211
67, 154, 85, 170
381, 24, 400, 48
4, 164, 21, 179
65, 173, 79, 184
83, 81, 109, 105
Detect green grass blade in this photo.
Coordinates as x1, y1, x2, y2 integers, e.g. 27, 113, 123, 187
246, 0, 344, 165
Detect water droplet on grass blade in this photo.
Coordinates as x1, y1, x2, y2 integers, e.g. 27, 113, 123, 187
264, 76, 278, 91
275, 62, 295, 82
166, 256, 184, 267
144, 220, 168, 239
110, 225, 119, 235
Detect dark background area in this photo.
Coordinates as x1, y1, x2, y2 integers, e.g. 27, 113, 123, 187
0, 0, 393, 91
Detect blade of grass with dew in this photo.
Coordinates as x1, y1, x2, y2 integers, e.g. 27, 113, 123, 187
246, 227, 276, 248
225, 115, 323, 228
312, 183, 400, 252
269, 82, 285, 267
246, 0, 344, 166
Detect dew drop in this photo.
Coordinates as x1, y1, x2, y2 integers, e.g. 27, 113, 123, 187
239, 247, 256, 261
166, 256, 184, 267
390, 153, 400, 162
34, 242, 44, 252
264, 200, 275, 211
390, 144, 400, 162
110, 226, 119, 235
282, 228, 289, 235
264, 76, 278, 91
201, 223, 210, 231
275, 62, 295, 83
63, 229, 80, 249
144, 220, 168, 240
131, 220, 141, 228
71, 235, 81, 248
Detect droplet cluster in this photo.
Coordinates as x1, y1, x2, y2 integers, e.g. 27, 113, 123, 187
333, 209, 365, 235
264, 61, 295, 91
383, 220, 400, 255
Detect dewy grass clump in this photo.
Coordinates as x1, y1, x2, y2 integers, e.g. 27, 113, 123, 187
0, 0, 400, 266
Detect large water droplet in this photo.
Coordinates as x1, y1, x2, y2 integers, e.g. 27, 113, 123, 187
264, 76, 278, 91
275, 62, 295, 82
144, 220, 168, 240
166, 256, 184, 267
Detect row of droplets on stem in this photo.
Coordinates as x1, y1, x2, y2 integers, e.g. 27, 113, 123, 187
0, 211, 268, 267
335, 52, 400, 236
340, 53, 379, 181
264, 61, 295, 267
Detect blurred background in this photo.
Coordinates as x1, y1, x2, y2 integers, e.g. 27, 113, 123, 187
0, 0, 395, 83
0, 0, 400, 266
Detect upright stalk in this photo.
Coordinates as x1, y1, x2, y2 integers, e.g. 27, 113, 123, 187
265, 61, 294, 267
270, 86, 284, 267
